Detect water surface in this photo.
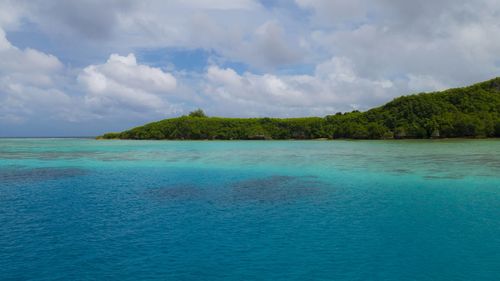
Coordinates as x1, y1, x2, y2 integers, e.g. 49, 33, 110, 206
1, 139, 499, 280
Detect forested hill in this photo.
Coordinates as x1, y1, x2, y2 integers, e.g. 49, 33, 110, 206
100, 77, 500, 140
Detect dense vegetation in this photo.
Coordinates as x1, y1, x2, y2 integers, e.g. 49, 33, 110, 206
100, 77, 500, 140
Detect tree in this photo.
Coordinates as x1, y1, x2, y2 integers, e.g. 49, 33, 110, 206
189, 109, 207, 118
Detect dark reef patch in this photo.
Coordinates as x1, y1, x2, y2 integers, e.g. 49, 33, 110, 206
144, 175, 328, 204
230, 175, 325, 202
423, 174, 465, 180
144, 184, 207, 201
0, 167, 86, 183
391, 168, 412, 174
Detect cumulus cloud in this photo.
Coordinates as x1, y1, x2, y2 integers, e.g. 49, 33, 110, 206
203, 57, 400, 117
5, 0, 500, 80
6, 0, 305, 70
295, 0, 370, 26
0, 0, 26, 30
306, 0, 500, 87
246, 21, 303, 68
0, 28, 182, 133
15, 0, 497, 84
0, 28, 62, 82
78, 53, 178, 114
24, 0, 134, 40
0, 27, 70, 124
181, 0, 260, 10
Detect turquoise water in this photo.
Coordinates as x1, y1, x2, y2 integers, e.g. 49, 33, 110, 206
1, 139, 500, 280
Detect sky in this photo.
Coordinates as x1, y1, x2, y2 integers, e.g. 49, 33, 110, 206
0, 0, 499, 136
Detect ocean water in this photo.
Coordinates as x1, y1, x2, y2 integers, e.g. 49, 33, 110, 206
1, 139, 499, 281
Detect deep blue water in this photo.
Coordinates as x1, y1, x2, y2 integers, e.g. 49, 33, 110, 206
1, 139, 500, 280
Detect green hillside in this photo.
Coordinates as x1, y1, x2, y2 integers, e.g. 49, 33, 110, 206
100, 77, 500, 140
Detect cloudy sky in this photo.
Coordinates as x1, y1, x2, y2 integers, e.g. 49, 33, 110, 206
1, 0, 499, 136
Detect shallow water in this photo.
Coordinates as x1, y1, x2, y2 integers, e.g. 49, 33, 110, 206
1, 139, 499, 280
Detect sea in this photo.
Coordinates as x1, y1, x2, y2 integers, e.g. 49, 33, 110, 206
1, 138, 499, 280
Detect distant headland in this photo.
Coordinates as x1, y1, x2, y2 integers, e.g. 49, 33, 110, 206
99, 77, 500, 140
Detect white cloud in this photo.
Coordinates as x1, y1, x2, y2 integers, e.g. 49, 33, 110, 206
305, 0, 500, 87
407, 75, 449, 93
181, 0, 260, 10
246, 21, 302, 68
0, 30, 182, 128
6, 0, 303, 70
78, 53, 178, 114
0, 27, 71, 124
203, 57, 400, 117
295, 0, 369, 26
0, 29, 12, 50
0, 0, 26, 30
0, 28, 62, 85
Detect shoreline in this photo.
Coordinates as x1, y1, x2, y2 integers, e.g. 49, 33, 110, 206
94, 137, 500, 141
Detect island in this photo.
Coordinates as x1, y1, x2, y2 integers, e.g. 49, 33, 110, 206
100, 77, 500, 140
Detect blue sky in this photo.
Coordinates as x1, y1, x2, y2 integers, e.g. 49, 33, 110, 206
1, 0, 499, 136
